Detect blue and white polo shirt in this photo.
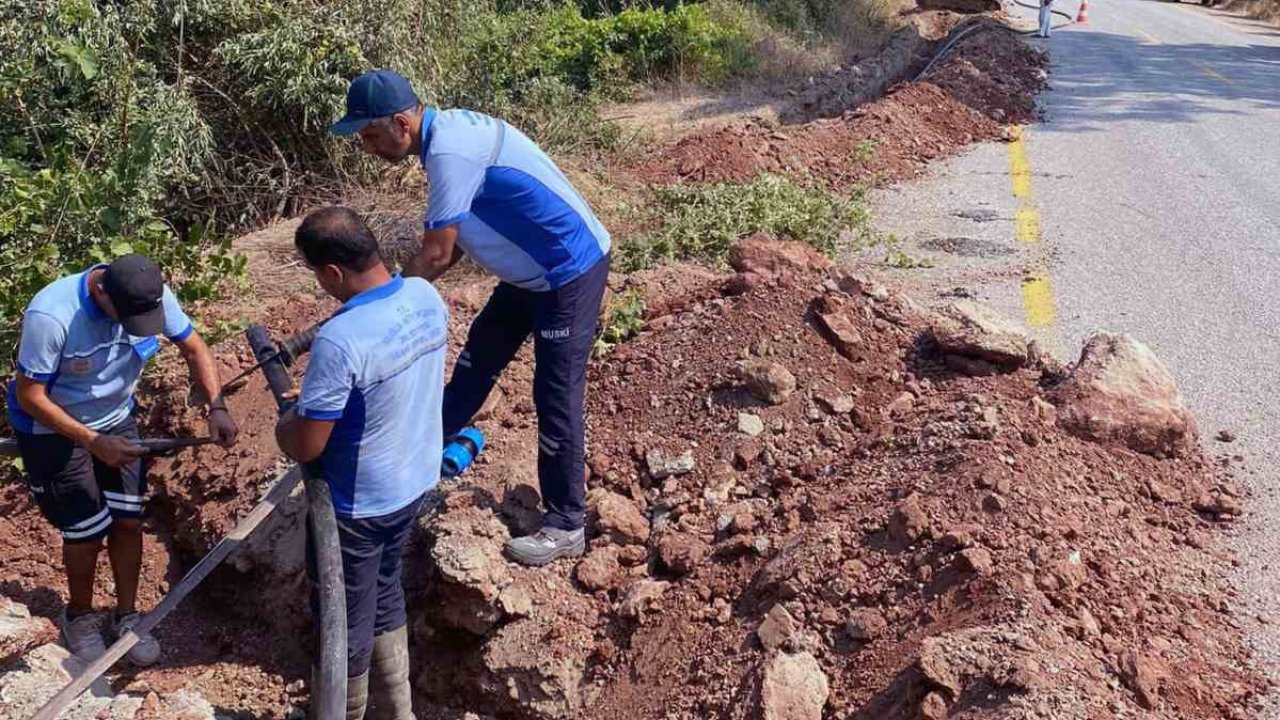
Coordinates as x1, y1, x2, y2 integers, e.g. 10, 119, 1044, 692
421, 109, 611, 291
297, 275, 449, 519
6, 266, 194, 435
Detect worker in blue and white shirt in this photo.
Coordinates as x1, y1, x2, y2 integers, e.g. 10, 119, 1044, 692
6, 254, 239, 665
276, 207, 448, 720
330, 70, 610, 567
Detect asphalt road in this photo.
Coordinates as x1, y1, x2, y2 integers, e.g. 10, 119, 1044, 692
872, 0, 1280, 698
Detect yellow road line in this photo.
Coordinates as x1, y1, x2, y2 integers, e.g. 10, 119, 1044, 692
1007, 126, 1034, 200
1137, 29, 1161, 44
1197, 62, 1232, 84
1006, 126, 1061, 333
1015, 206, 1042, 245
1021, 274, 1058, 328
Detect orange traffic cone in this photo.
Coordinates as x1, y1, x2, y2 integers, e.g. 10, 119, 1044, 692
1076, 0, 1090, 24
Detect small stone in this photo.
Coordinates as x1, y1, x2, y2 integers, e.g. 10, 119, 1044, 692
618, 579, 670, 621
645, 448, 696, 481
889, 493, 930, 542
593, 490, 652, 544
657, 532, 712, 576
1216, 429, 1237, 443
885, 391, 916, 418
760, 651, 829, 720
982, 493, 1008, 513
575, 546, 625, 592
815, 391, 855, 415
920, 691, 949, 720
738, 413, 766, 437
958, 547, 994, 575
741, 360, 798, 405
845, 608, 888, 641
758, 604, 799, 651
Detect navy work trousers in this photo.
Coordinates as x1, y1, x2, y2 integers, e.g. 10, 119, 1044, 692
442, 255, 610, 532
307, 494, 423, 677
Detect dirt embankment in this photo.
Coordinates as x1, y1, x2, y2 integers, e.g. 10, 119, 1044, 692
632, 21, 1046, 189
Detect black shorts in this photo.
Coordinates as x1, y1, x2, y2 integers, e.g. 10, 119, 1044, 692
17, 416, 146, 544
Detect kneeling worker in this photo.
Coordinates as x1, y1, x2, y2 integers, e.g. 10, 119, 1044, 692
276, 207, 449, 720
6, 254, 239, 664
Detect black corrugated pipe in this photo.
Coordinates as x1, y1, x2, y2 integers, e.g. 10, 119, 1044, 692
245, 323, 347, 719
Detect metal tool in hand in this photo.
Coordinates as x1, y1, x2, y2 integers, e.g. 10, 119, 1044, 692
0, 436, 214, 458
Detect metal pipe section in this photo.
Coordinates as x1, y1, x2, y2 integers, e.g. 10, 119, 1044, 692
245, 323, 347, 719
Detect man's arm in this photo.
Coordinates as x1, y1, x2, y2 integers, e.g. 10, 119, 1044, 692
404, 225, 464, 281
14, 377, 143, 467
174, 332, 239, 447
275, 407, 335, 463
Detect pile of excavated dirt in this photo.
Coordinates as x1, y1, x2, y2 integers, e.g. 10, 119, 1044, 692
632, 23, 1045, 188
395, 240, 1265, 720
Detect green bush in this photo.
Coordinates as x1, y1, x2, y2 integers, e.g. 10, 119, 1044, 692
0, 0, 244, 365
620, 174, 872, 271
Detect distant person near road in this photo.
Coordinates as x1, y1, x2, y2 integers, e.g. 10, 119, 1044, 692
1039, 0, 1055, 37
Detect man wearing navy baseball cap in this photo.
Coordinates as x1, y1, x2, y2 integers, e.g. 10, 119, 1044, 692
332, 70, 610, 571
6, 254, 238, 666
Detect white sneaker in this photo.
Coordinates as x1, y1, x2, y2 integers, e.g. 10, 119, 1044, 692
60, 610, 107, 663
111, 611, 161, 667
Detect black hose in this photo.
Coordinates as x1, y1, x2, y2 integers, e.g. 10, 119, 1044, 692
245, 324, 347, 719
914, 3, 1076, 83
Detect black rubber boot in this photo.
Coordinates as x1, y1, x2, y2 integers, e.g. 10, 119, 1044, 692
368, 626, 415, 720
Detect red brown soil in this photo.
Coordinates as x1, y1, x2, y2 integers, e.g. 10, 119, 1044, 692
630, 23, 1045, 188
572, 261, 1266, 719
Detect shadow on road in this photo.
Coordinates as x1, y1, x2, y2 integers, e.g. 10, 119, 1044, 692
1040, 28, 1280, 130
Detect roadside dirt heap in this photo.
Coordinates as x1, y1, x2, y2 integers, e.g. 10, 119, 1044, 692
635, 21, 1046, 188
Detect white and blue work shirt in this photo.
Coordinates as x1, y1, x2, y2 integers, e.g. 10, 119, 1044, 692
6, 266, 194, 435
297, 275, 449, 519
421, 109, 611, 291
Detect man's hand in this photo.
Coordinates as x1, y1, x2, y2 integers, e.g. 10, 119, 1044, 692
404, 226, 463, 281
88, 434, 146, 468
208, 407, 239, 447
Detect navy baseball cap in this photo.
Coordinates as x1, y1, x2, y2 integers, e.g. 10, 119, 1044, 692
103, 254, 167, 337
330, 70, 420, 136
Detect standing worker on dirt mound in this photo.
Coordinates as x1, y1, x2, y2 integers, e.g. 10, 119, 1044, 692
4, 254, 239, 665
276, 207, 449, 720
330, 70, 611, 567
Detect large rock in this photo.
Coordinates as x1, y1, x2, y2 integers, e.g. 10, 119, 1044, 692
728, 234, 832, 280
0, 643, 138, 719
759, 651, 829, 720
1053, 332, 1197, 457
0, 598, 54, 665
930, 301, 1029, 372
478, 616, 591, 720
426, 513, 520, 635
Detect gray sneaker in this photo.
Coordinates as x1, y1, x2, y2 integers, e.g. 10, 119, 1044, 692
111, 611, 161, 667
505, 527, 585, 567
60, 610, 107, 663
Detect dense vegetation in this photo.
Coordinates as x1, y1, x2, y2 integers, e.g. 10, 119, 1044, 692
0, 0, 890, 362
